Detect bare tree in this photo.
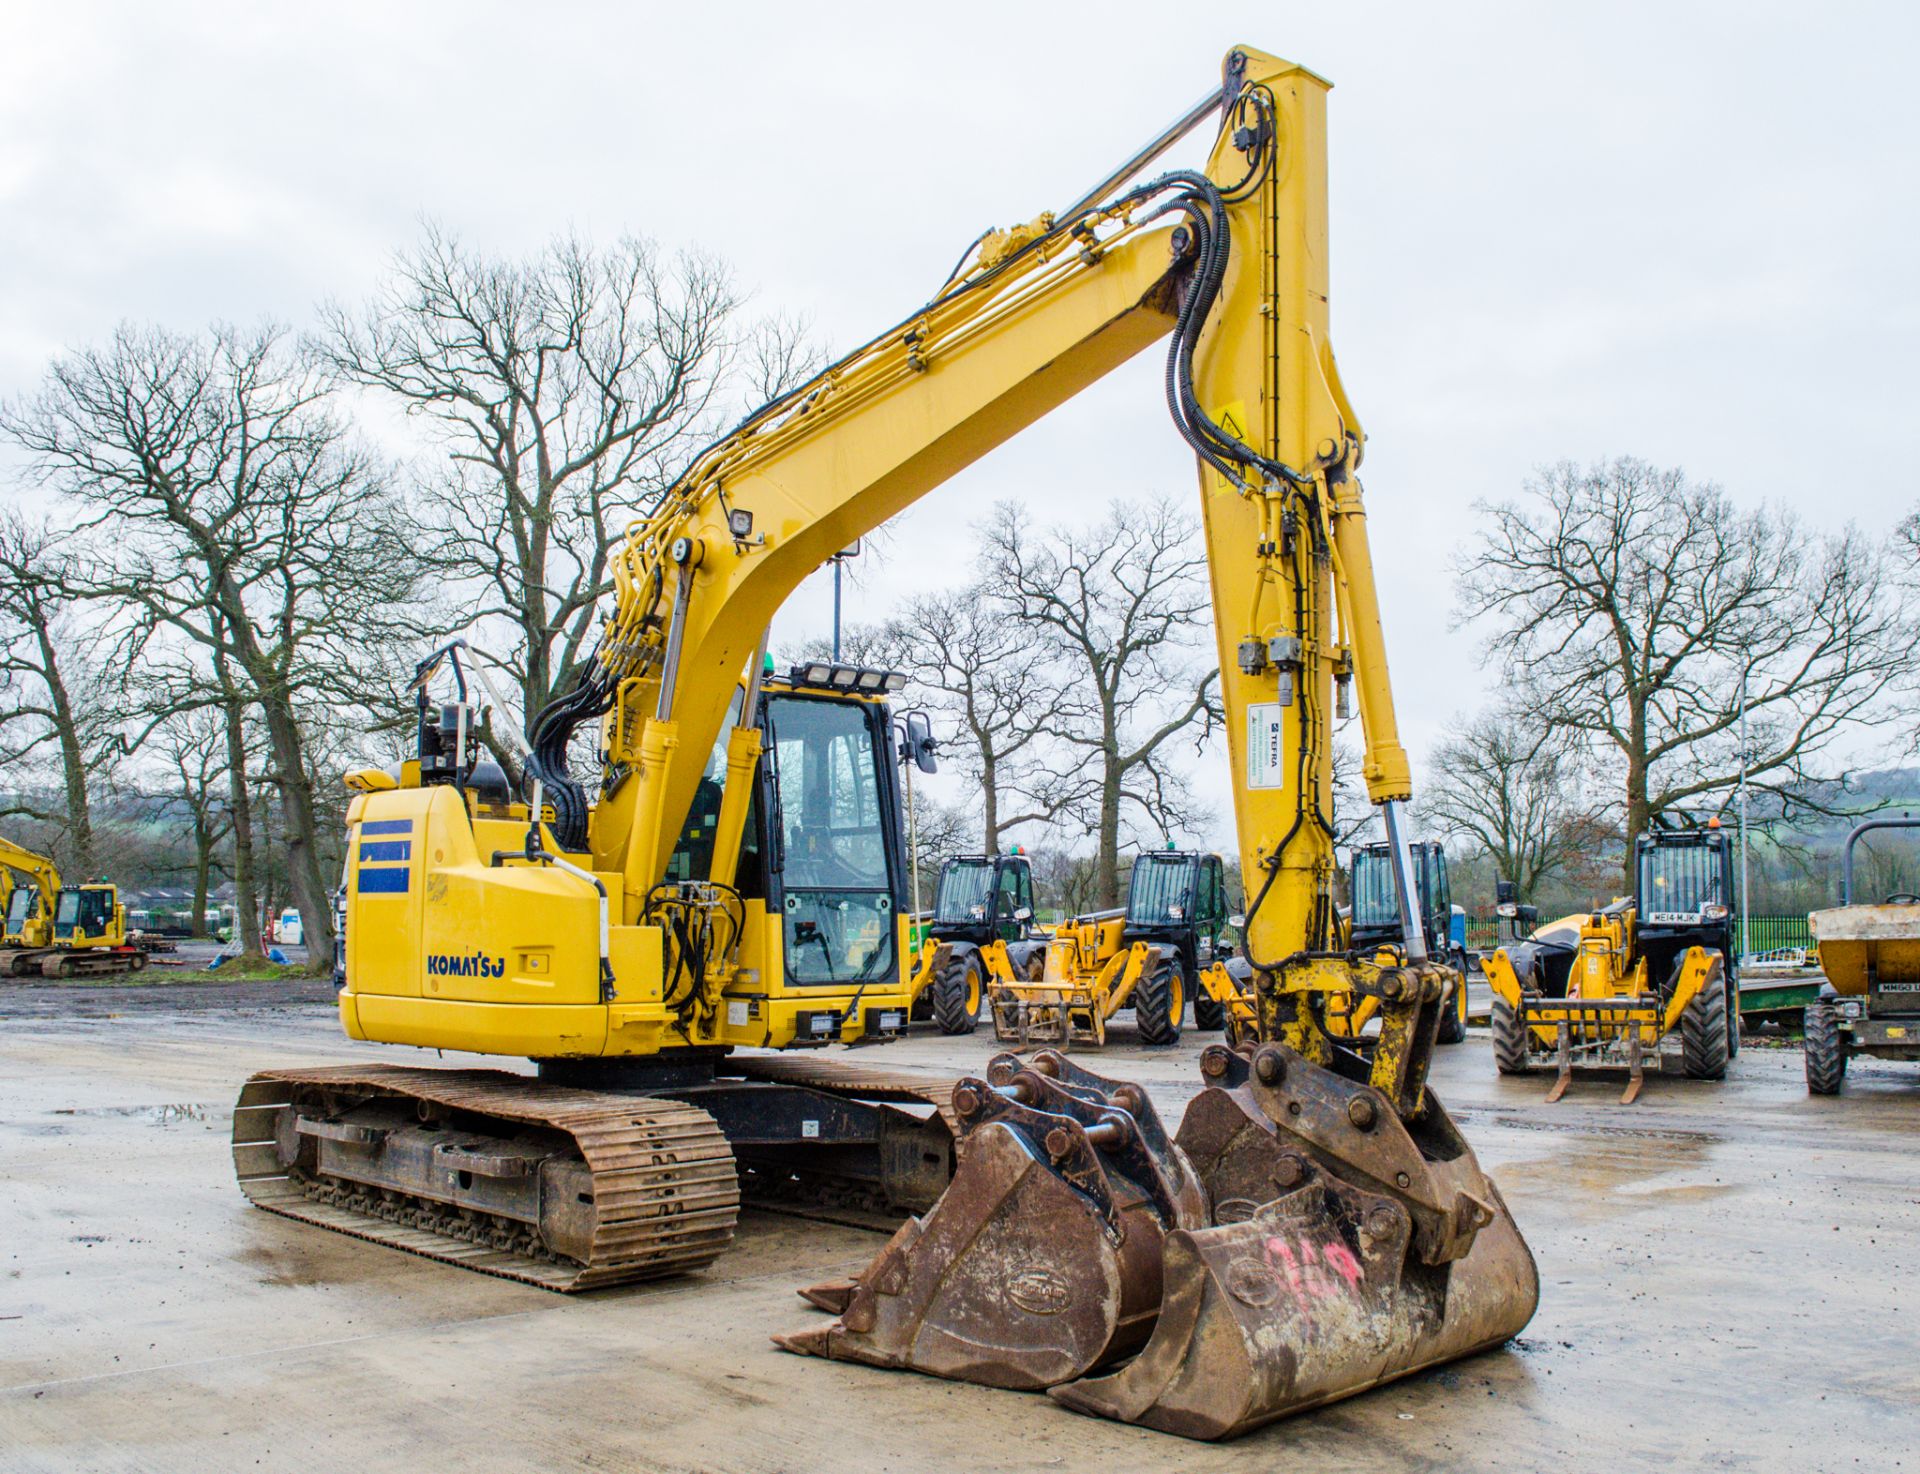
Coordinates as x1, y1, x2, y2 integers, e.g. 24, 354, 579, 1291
121, 638, 272, 953
1420, 706, 1595, 901
848, 584, 1077, 854
982, 498, 1220, 908
147, 705, 237, 936
1457, 458, 1918, 871
318, 226, 811, 751
1330, 738, 1384, 851
1, 322, 424, 973
898, 792, 976, 916
1026, 846, 1100, 921
0, 510, 122, 873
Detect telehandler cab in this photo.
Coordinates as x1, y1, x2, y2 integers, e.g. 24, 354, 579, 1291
1333, 840, 1470, 1045
907, 852, 1044, 1034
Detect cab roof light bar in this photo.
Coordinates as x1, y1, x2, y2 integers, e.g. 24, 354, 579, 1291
787, 661, 909, 695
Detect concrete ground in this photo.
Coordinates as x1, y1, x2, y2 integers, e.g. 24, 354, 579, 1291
1, 981, 1915, 1474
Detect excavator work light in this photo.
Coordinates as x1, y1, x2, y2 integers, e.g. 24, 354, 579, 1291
855, 669, 887, 692
883, 672, 909, 693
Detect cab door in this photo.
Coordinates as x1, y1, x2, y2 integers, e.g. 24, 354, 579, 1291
993, 861, 1030, 941
1199, 856, 1226, 936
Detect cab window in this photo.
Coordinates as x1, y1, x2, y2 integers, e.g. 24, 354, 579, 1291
767, 694, 896, 985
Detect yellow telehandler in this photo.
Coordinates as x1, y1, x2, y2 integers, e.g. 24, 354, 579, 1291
988, 849, 1236, 1048
1484, 825, 1736, 1102
902, 851, 1046, 1034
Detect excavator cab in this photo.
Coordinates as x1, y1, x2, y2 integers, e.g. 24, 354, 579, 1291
53, 884, 122, 948
5, 883, 43, 947
662, 665, 915, 1012
762, 683, 908, 1000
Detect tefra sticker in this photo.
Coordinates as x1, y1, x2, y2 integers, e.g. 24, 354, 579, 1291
1247, 703, 1287, 789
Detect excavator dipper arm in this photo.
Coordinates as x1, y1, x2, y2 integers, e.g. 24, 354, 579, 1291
752, 46, 1538, 1434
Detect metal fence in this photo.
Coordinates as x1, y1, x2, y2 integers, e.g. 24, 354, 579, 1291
1737, 914, 1813, 955
1464, 919, 1500, 950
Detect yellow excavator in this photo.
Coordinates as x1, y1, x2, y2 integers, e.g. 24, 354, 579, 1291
231, 46, 1536, 1439
0, 836, 147, 978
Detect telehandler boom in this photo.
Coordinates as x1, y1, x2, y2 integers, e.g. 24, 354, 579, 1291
232, 45, 1536, 1438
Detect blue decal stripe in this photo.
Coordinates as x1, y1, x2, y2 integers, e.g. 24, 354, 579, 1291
361, 819, 415, 836
358, 867, 411, 895
359, 839, 412, 863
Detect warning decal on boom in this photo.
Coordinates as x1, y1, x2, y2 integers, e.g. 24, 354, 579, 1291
1246, 703, 1286, 790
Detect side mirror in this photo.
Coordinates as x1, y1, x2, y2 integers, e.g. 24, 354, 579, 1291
900, 710, 938, 774
1013, 906, 1033, 923
1227, 912, 1246, 930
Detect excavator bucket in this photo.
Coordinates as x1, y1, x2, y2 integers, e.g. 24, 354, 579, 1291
1050, 1043, 1539, 1439
775, 1050, 1205, 1389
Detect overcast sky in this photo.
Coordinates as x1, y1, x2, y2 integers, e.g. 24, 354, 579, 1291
3, 2, 1915, 846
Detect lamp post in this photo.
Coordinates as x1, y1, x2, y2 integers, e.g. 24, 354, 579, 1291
1738, 668, 1750, 963
830, 539, 862, 661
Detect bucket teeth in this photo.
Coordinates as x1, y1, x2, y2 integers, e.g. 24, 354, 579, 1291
774, 1053, 1205, 1390
1048, 1043, 1540, 1439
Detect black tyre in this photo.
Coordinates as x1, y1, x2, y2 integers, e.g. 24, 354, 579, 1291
1437, 971, 1468, 1045
931, 954, 981, 1036
1803, 999, 1847, 1095
1680, 970, 1730, 1080
1193, 974, 1227, 1032
1491, 995, 1530, 1075
1134, 954, 1182, 1047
